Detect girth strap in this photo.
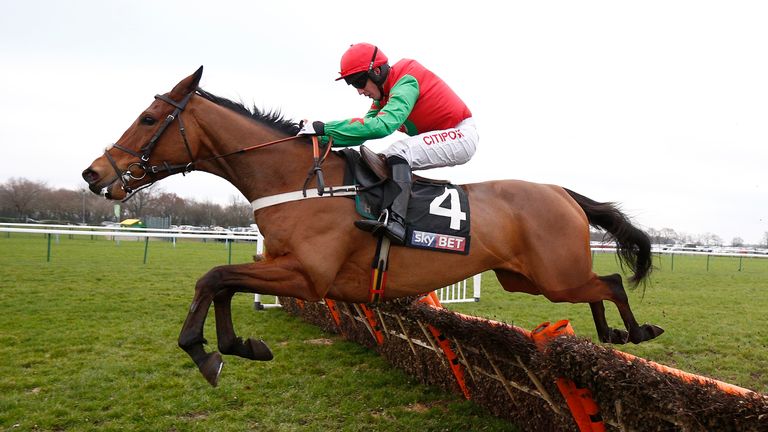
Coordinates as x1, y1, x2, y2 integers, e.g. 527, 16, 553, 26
250, 185, 357, 212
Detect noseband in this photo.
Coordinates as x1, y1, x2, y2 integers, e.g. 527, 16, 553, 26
103, 90, 196, 200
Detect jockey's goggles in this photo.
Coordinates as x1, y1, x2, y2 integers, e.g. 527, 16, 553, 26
344, 72, 368, 89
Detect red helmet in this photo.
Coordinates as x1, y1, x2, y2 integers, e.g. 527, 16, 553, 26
336, 43, 389, 81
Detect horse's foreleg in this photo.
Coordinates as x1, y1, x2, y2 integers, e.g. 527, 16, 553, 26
178, 276, 224, 387
179, 256, 319, 386
213, 290, 273, 361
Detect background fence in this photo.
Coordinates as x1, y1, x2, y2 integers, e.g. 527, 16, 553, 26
0, 222, 261, 265
591, 244, 768, 272
0, 223, 483, 305
4, 223, 767, 306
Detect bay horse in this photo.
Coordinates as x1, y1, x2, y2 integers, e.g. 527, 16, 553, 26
82, 67, 663, 386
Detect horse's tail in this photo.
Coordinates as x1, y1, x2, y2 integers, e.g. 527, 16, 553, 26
564, 188, 652, 286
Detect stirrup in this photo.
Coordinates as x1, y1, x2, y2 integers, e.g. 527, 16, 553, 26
378, 208, 390, 225
354, 209, 389, 234
380, 209, 407, 245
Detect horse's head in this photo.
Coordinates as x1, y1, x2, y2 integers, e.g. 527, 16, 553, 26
82, 67, 204, 200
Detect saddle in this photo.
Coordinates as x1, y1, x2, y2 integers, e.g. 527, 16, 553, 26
338, 146, 471, 255
360, 146, 389, 182
359, 146, 451, 186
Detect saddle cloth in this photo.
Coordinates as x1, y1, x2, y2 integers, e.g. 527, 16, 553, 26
339, 147, 471, 255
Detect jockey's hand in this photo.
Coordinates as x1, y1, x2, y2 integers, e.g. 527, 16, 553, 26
297, 120, 325, 136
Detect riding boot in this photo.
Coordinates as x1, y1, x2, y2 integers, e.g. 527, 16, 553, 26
384, 160, 412, 243
355, 157, 412, 245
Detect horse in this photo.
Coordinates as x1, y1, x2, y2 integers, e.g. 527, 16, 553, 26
82, 67, 663, 386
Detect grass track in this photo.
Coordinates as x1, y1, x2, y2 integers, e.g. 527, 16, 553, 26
0, 235, 512, 431
1, 234, 766, 430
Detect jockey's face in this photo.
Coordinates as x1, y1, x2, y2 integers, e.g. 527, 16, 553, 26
357, 79, 381, 100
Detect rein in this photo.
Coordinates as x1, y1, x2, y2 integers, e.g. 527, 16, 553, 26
103, 89, 318, 202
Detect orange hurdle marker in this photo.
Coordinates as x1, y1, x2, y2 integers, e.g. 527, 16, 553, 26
324, 298, 342, 328
418, 292, 471, 399
358, 304, 385, 345
532, 320, 605, 432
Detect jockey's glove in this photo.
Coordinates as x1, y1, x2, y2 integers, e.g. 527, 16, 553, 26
297, 120, 325, 136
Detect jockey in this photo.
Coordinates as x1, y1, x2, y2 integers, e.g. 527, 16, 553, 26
298, 43, 478, 245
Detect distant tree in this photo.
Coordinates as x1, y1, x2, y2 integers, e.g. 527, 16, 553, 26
184, 200, 223, 227
0, 178, 47, 221
699, 232, 722, 246
85, 194, 115, 224
763, 232, 768, 248
646, 227, 657, 243
152, 192, 187, 224
732, 237, 744, 247
123, 184, 162, 219
659, 227, 678, 244
40, 187, 82, 223
220, 195, 252, 227
646, 227, 672, 245
678, 232, 694, 245
81, 188, 116, 224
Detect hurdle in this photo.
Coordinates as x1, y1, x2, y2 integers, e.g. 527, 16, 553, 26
278, 296, 768, 431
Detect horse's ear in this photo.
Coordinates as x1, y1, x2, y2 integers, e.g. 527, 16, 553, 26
169, 66, 204, 98
190, 66, 203, 88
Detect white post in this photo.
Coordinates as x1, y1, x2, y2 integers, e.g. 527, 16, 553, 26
254, 234, 267, 309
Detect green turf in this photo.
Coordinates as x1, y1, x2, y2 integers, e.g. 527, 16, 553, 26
0, 234, 513, 431
2, 234, 766, 431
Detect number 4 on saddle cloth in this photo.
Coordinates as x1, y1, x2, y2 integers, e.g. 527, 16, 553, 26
338, 147, 471, 255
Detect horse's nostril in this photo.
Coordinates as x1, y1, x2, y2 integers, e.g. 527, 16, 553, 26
82, 168, 99, 184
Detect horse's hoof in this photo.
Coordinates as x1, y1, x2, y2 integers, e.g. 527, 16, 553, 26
247, 338, 274, 361
609, 328, 629, 344
200, 352, 224, 387
642, 324, 665, 340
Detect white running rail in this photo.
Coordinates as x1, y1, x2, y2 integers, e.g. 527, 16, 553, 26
0, 223, 482, 307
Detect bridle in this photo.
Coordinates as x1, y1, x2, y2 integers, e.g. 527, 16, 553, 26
102, 88, 310, 201
103, 90, 196, 200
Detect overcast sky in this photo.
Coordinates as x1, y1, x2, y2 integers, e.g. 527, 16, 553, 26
1, 1, 766, 243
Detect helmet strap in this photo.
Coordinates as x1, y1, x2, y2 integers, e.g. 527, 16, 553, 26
366, 45, 390, 86
367, 46, 379, 72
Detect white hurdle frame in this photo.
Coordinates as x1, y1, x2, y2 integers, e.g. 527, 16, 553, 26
436, 274, 482, 303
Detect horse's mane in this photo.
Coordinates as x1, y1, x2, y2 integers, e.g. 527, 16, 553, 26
194, 88, 301, 136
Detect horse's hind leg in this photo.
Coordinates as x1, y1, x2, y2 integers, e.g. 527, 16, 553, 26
590, 300, 631, 344
594, 274, 664, 344
213, 290, 273, 361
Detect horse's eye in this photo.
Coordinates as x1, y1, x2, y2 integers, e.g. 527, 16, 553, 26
140, 116, 156, 126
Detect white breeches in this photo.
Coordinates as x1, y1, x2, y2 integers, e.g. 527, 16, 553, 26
382, 117, 478, 170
